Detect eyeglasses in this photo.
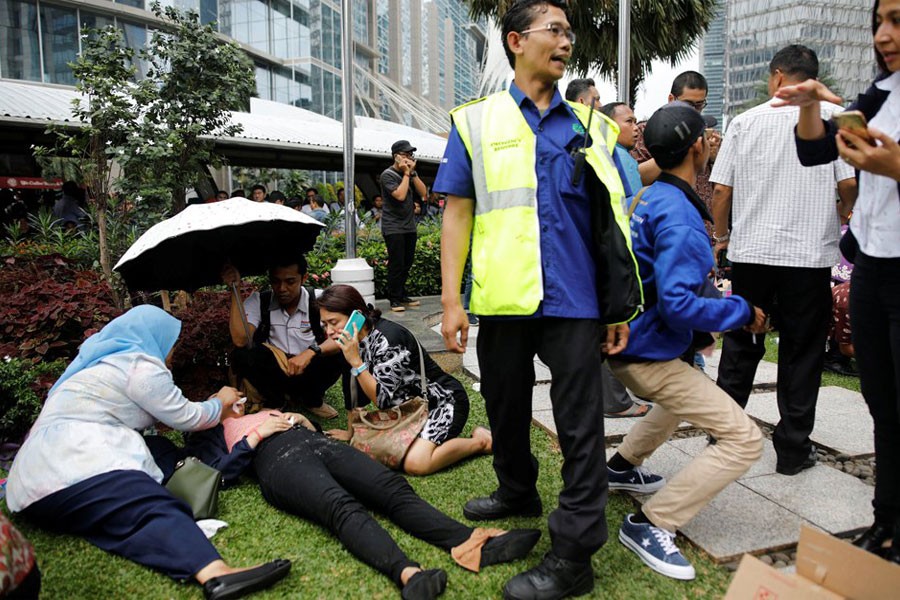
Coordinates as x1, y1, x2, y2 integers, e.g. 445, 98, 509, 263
519, 23, 576, 44
678, 98, 708, 111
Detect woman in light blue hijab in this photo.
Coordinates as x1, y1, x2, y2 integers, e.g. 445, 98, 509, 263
6, 306, 291, 599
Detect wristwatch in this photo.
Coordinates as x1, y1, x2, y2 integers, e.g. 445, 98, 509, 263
351, 363, 368, 377
309, 342, 322, 357
409, 171, 417, 178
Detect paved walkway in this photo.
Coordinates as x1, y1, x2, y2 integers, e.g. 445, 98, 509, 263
384, 299, 874, 564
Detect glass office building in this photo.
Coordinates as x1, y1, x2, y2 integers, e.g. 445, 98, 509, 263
699, 0, 726, 127
0, 0, 486, 129
723, 0, 875, 117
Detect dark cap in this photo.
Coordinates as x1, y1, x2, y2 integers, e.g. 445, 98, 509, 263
644, 102, 718, 164
391, 140, 417, 154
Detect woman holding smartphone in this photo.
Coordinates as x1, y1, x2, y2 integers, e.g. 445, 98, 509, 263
775, 0, 900, 563
319, 284, 492, 475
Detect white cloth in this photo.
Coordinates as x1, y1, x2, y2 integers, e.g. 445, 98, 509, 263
711, 98, 855, 267
196, 519, 228, 539
243, 287, 316, 355
5, 353, 221, 512
856, 71, 900, 258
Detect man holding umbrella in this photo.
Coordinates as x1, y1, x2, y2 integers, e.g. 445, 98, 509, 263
222, 255, 343, 419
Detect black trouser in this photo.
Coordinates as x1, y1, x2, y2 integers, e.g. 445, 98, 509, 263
716, 263, 831, 468
232, 346, 345, 409
851, 252, 900, 531
476, 318, 608, 562
253, 428, 472, 586
384, 231, 417, 303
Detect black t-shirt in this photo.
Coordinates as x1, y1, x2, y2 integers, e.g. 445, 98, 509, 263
379, 167, 417, 235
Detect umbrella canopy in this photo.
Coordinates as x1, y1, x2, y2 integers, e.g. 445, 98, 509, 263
114, 197, 324, 292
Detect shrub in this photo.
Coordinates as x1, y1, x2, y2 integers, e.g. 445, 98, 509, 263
0, 357, 66, 444
0, 255, 121, 364
306, 220, 442, 298
170, 289, 237, 400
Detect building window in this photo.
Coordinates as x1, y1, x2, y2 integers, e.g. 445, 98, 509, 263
40, 3, 78, 85
0, 0, 40, 82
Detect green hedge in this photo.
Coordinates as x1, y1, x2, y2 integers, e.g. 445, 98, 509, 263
306, 219, 442, 298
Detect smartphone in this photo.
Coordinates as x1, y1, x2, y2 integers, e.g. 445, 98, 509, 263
831, 110, 872, 144
343, 309, 366, 336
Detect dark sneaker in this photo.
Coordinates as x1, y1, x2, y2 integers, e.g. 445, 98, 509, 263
390, 301, 406, 313
775, 445, 818, 476
824, 358, 859, 377
502, 552, 593, 600
607, 465, 666, 493
401, 569, 447, 600
618, 515, 695, 580
464, 492, 542, 521
400, 297, 421, 307
467, 312, 479, 326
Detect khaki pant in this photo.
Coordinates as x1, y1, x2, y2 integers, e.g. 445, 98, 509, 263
609, 358, 763, 532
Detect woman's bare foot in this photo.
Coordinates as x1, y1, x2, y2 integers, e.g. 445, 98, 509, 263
473, 426, 492, 454
195, 560, 253, 584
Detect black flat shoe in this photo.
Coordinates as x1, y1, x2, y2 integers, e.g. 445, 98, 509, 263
203, 559, 292, 600
853, 523, 892, 554
481, 529, 542, 568
503, 552, 593, 600
776, 445, 818, 476
401, 569, 447, 600
464, 492, 542, 521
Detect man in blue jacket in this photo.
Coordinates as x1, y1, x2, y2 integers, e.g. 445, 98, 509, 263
605, 102, 767, 580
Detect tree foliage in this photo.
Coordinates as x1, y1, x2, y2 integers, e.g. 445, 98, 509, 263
466, 0, 720, 100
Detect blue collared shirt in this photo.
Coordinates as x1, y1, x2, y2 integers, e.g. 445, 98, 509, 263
433, 83, 600, 319
613, 144, 643, 205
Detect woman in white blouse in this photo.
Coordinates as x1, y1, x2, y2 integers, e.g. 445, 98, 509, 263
776, 0, 900, 564
5, 305, 291, 599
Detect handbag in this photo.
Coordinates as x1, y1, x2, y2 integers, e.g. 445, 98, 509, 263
348, 340, 429, 469
165, 456, 222, 520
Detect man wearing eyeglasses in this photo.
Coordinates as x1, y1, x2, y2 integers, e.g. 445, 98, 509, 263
380, 139, 427, 312
436, 1, 641, 598
630, 71, 722, 245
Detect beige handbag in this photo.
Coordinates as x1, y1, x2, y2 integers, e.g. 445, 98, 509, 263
348, 341, 429, 469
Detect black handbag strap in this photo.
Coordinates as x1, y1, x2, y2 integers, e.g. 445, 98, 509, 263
350, 336, 427, 409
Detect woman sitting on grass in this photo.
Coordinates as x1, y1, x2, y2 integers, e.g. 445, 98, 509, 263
4, 306, 291, 600
151, 406, 541, 600
319, 284, 492, 475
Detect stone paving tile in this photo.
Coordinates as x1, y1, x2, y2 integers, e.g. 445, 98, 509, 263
670, 436, 779, 480
532, 409, 556, 436
746, 387, 874, 457
741, 466, 873, 536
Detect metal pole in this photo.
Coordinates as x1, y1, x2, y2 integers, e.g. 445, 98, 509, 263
618, 0, 631, 105
341, 0, 356, 258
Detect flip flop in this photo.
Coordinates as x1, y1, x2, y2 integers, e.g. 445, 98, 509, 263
605, 403, 651, 419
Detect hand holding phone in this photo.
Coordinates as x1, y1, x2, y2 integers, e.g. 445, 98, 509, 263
831, 110, 873, 145
343, 310, 366, 337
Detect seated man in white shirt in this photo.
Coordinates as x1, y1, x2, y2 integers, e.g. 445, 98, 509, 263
222, 254, 344, 419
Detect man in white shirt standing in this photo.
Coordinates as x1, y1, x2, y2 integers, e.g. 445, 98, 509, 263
711, 44, 857, 475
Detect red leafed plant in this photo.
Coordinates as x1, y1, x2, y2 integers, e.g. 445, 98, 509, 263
0, 255, 121, 364
170, 289, 237, 400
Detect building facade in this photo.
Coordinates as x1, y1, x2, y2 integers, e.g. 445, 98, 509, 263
0, 0, 486, 131
721, 0, 875, 118
698, 0, 726, 127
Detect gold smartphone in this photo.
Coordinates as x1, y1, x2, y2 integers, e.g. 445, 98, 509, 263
831, 110, 872, 144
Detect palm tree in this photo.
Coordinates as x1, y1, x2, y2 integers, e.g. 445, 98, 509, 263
465, 0, 720, 101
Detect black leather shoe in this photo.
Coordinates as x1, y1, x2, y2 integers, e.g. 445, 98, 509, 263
203, 559, 292, 600
464, 492, 542, 521
481, 529, 542, 568
853, 523, 892, 554
401, 569, 447, 600
887, 545, 900, 565
776, 445, 818, 476
503, 552, 593, 600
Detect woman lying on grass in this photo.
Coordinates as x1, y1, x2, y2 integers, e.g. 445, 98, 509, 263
5, 306, 291, 600
318, 284, 492, 475
148, 404, 540, 600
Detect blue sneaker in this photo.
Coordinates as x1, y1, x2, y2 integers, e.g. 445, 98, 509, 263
608, 465, 666, 493
618, 514, 696, 580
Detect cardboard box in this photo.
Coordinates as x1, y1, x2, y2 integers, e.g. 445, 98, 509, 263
725, 525, 900, 599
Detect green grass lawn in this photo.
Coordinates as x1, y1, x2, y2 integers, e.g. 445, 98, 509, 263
4, 376, 734, 600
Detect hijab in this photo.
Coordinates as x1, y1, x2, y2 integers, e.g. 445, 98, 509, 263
49, 305, 181, 395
